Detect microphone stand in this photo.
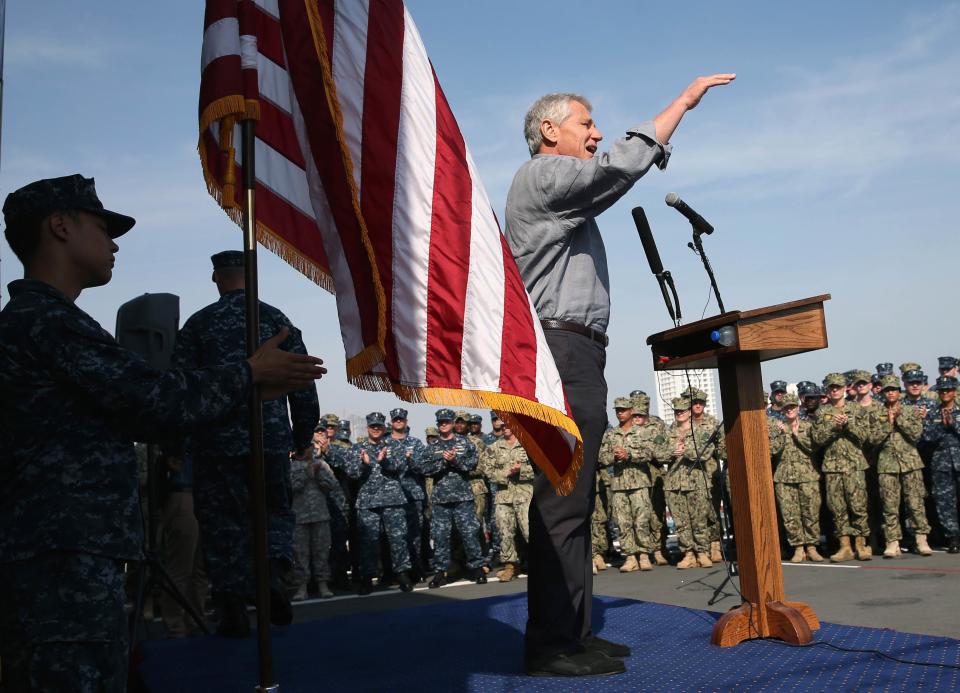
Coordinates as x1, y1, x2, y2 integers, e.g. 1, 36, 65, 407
656, 271, 682, 326
687, 231, 725, 314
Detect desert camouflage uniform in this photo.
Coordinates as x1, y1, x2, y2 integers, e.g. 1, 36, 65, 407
599, 424, 661, 556
868, 402, 930, 541
811, 402, 872, 539
665, 422, 716, 554
481, 438, 534, 564
769, 419, 822, 547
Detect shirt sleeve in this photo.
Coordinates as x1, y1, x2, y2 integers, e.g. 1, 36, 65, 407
538, 122, 670, 231
39, 306, 250, 439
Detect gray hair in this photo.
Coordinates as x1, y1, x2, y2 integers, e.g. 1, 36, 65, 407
523, 92, 592, 157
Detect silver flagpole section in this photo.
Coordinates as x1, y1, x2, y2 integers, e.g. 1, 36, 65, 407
240, 117, 279, 692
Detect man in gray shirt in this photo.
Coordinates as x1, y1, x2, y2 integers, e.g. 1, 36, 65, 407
505, 74, 735, 677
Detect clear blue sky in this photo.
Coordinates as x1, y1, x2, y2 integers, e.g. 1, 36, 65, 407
2, 1, 958, 438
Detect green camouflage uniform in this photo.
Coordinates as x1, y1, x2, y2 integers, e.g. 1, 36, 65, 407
868, 396, 931, 542
769, 418, 822, 547
811, 400, 871, 538
480, 439, 534, 564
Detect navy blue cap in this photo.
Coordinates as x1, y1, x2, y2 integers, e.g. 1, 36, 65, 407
876, 363, 894, 377
435, 408, 455, 422
490, 411, 501, 422
902, 369, 925, 383
469, 414, 483, 425
390, 408, 408, 421
934, 376, 958, 391
366, 412, 386, 426
939, 356, 958, 371
3, 174, 135, 238
770, 380, 788, 394
211, 250, 244, 269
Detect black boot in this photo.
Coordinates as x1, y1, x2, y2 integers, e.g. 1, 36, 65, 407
470, 567, 487, 585
215, 594, 250, 638
397, 571, 414, 592
948, 537, 960, 554
357, 578, 374, 595
428, 571, 447, 589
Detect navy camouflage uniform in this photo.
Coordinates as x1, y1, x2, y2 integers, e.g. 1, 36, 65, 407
0, 177, 256, 690
921, 378, 960, 544
170, 256, 319, 602
343, 415, 412, 579
389, 408, 429, 576
422, 412, 485, 572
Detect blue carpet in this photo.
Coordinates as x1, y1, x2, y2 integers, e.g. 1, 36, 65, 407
137, 594, 960, 692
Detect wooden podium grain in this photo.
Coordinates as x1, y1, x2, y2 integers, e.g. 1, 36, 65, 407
647, 295, 830, 647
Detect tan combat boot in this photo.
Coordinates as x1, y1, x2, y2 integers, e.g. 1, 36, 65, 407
790, 546, 806, 563
653, 549, 668, 566
638, 554, 653, 571
710, 541, 723, 563
620, 555, 639, 573
696, 552, 713, 568
593, 553, 607, 572
855, 535, 873, 561
497, 563, 517, 582
806, 545, 824, 562
883, 540, 900, 559
830, 536, 854, 562
915, 534, 933, 556
592, 561, 598, 575
677, 551, 697, 569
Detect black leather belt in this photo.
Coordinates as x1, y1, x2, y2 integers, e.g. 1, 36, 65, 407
540, 319, 609, 347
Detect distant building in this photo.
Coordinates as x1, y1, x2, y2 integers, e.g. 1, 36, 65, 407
654, 369, 721, 425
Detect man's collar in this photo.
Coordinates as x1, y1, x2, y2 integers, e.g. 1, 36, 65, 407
7, 278, 74, 305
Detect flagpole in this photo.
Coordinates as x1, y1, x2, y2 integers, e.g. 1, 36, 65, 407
240, 118, 278, 692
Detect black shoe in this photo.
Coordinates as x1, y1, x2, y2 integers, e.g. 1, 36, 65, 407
397, 571, 414, 592
948, 538, 960, 554
470, 567, 487, 585
525, 649, 626, 677
215, 594, 250, 638
428, 572, 447, 589
270, 588, 293, 626
583, 635, 631, 658
379, 573, 397, 587
357, 578, 374, 595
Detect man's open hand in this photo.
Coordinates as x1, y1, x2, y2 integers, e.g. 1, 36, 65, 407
247, 326, 327, 400
680, 74, 736, 110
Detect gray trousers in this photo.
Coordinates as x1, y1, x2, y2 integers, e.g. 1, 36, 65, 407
526, 329, 607, 659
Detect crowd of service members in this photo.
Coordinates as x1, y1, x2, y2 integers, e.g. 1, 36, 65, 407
150, 356, 960, 637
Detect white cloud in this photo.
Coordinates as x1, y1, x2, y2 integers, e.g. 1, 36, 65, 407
673, 5, 960, 200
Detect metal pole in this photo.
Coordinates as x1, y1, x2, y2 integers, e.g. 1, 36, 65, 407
240, 118, 277, 691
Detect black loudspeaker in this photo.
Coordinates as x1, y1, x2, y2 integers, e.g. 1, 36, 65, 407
115, 293, 180, 369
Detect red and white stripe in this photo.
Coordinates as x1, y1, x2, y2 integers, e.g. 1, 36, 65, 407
200, 0, 582, 490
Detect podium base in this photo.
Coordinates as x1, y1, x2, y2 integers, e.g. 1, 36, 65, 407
711, 600, 819, 647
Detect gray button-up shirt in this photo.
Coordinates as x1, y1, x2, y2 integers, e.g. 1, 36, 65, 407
504, 122, 670, 333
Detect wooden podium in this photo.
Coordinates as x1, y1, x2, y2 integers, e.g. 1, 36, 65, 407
646, 295, 830, 647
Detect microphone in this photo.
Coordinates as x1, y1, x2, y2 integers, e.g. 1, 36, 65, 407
632, 206, 663, 275
632, 206, 679, 323
665, 192, 714, 235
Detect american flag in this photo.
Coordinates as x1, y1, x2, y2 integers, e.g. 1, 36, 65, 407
199, 0, 583, 492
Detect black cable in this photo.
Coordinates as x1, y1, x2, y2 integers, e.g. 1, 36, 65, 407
767, 637, 960, 670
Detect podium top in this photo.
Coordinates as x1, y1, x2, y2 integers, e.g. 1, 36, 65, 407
646, 294, 831, 370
